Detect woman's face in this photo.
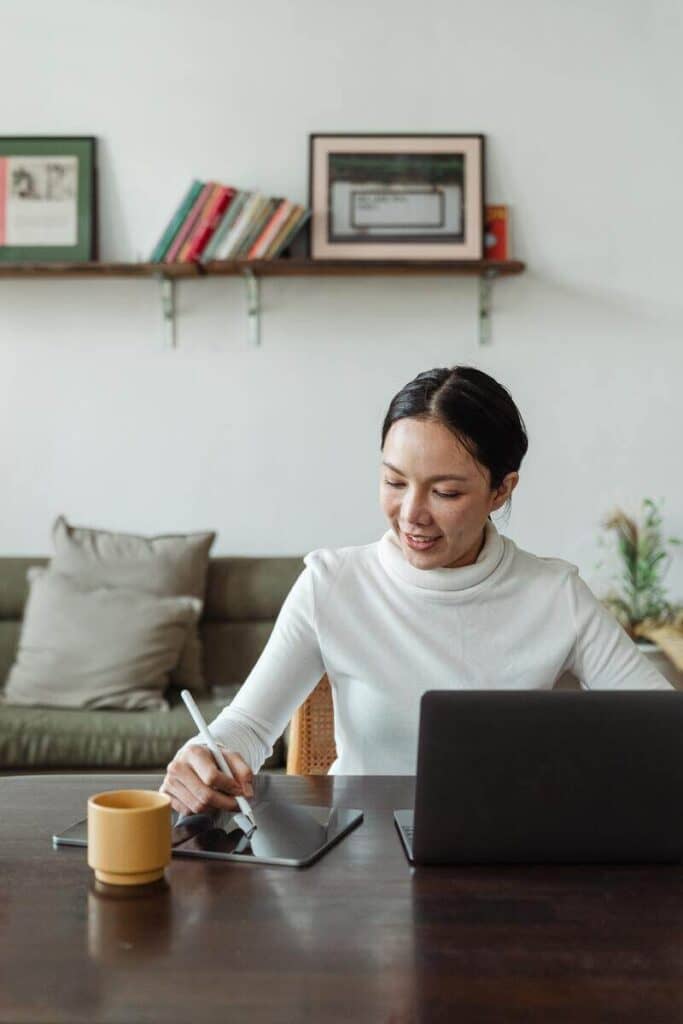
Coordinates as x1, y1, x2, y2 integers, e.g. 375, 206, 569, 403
379, 417, 518, 569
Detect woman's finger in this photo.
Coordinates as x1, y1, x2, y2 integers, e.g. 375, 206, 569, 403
188, 745, 246, 796
159, 778, 192, 818
161, 773, 198, 816
222, 750, 254, 798
169, 758, 241, 813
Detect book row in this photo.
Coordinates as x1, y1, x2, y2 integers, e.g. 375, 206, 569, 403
150, 180, 311, 264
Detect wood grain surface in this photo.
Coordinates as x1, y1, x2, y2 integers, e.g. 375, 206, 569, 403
1, 772, 682, 1023
0, 258, 525, 278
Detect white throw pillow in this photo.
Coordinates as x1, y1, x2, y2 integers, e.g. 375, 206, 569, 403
5, 568, 201, 711
50, 516, 215, 695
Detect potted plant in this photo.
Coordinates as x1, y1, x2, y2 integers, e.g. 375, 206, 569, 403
596, 497, 683, 685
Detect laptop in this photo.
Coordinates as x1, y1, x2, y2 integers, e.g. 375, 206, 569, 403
394, 690, 683, 865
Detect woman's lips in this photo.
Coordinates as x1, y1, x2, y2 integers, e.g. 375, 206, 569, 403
401, 530, 442, 551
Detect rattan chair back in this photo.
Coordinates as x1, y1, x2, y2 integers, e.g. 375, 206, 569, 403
286, 674, 337, 775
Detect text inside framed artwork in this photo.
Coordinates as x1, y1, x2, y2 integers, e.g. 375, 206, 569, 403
328, 152, 465, 244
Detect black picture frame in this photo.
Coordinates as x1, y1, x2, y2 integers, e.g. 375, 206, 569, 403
308, 133, 485, 261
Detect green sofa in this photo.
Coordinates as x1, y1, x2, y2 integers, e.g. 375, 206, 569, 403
0, 554, 304, 773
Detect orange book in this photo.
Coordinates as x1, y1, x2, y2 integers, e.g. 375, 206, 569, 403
247, 199, 293, 259
265, 205, 306, 259
484, 205, 508, 260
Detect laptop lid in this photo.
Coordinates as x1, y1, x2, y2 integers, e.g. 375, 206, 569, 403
412, 690, 683, 865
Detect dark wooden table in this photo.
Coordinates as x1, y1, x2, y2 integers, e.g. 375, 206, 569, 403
2, 773, 683, 1023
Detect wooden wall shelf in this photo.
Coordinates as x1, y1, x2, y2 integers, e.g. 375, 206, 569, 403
0, 258, 526, 345
0, 258, 524, 277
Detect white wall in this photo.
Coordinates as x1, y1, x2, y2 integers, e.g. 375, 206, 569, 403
2, 0, 682, 601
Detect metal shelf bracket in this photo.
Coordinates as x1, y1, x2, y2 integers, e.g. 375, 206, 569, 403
242, 268, 261, 346
149, 265, 509, 349
155, 274, 176, 349
478, 270, 498, 346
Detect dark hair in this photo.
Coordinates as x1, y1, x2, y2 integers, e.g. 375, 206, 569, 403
380, 365, 529, 518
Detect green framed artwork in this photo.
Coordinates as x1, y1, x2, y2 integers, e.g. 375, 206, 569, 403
0, 136, 97, 262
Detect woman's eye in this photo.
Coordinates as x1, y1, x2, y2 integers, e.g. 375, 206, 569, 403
384, 480, 459, 499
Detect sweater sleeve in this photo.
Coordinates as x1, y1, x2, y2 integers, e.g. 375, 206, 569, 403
178, 562, 327, 773
565, 567, 673, 691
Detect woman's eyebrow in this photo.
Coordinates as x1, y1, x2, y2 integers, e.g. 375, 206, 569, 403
381, 461, 469, 482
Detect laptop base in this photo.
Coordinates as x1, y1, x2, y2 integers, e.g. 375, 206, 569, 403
393, 809, 415, 863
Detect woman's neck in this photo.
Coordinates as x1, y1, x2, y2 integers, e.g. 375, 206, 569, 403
379, 519, 507, 593
441, 527, 487, 570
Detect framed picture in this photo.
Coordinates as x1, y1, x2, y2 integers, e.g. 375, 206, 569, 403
308, 133, 484, 261
0, 136, 97, 262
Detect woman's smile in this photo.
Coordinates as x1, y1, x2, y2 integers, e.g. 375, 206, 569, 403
401, 530, 443, 551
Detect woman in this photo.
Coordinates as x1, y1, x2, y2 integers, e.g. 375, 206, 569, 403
160, 365, 672, 817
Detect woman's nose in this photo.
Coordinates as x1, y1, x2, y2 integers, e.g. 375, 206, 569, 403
401, 491, 433, 523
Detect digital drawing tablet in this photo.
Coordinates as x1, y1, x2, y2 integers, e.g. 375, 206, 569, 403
53, 800, 364, 868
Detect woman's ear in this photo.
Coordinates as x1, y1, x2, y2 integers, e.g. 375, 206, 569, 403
490, 472, 519, 512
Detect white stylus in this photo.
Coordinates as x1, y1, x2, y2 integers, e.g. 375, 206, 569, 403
180, 689, 257, 835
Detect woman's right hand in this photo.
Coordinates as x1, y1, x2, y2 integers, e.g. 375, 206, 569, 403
159, 742, 254, 817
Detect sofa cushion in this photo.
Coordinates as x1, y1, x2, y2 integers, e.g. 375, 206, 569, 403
0, 621, 21, 692
201, 621, 283, 688
50, 516, 215, 695
0, 557, 306, 692
0, 692, 285, 770
0, 557, 49, 620
203, 556, 305, 621
4, 569, 200, 711
0, 559, 46, 690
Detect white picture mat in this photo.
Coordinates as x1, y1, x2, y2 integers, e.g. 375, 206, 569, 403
3, 155, 78, 246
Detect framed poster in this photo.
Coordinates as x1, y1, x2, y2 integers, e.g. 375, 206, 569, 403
0, 136, 97, 262
309, 133, 484, 261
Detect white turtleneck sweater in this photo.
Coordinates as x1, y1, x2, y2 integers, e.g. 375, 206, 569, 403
182, 522, 672, 775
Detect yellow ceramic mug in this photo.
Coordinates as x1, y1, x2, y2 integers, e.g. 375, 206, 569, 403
87, 790, 172, 886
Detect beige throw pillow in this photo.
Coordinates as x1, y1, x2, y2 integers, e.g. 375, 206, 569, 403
50, 516, 215, 694
5, 569, 201, 711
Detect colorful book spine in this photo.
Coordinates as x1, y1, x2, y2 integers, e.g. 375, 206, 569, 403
164, 182, 214, 263
265, 204, 303, 259
177, 183, 222, 262
200, 190, 249, 263
180, 185, 235, 263
153, 181, 309, 264
268, 207, 311, 259
232, 198, 271, 258
214, 192, 264, 259
234, 197, 279, 259
247, 199, 293, 259
149, 179, 203, 262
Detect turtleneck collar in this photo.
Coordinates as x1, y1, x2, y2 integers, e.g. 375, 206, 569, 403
378, 519, 507, 592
